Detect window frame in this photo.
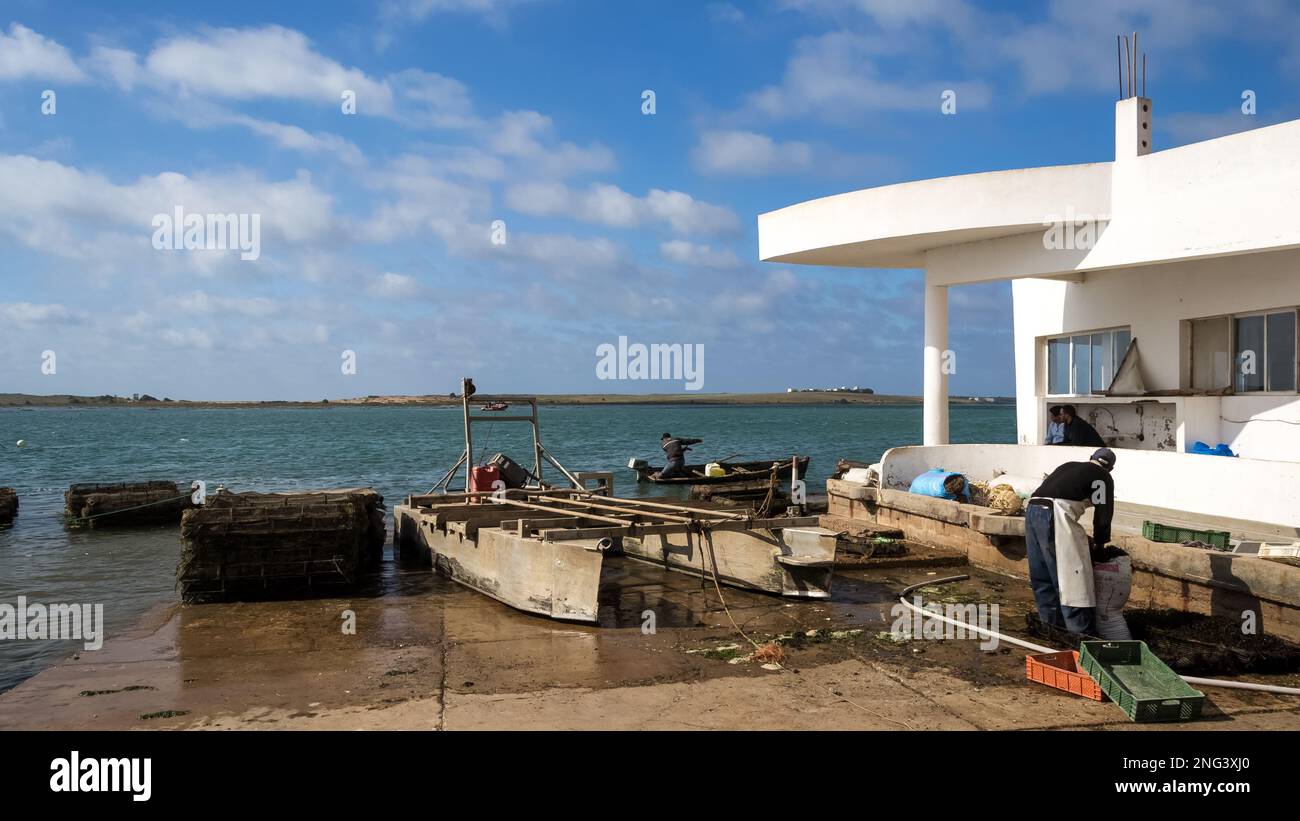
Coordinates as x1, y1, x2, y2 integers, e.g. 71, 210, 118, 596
1227, 307, 1299, 395
1186, 308, 1299, 395
1044, 326, 1132, 397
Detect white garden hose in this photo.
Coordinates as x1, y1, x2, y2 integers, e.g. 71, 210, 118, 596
900, 575, 1300, 696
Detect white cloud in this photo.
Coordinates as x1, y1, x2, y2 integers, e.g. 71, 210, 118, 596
172, 291, 281, 318
482, 232, 626, 281
228, 114, 366, 165
0, 302, 79, 327
159, 327, 215, 350
774, 0, 1295, 99
504, 182, 739, 235
369, 272, 423, 298
382, 0, 536, 23
660, 240, 742, 269
644, 189, 739, 236
706, 269, 800, 333
356, 154, 491, 244
85, 45, 143, 90
490, 110, 615, 177
389, 69, 480, 129
0, 154, 338, 271
746, 30, 991, 121
144, 26, 394, 112
0, 23, 86, 82
692, 130, 813, 175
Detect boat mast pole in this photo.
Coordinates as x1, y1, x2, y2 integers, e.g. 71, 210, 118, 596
531, 397, 544, 485
462, 377, 473, 493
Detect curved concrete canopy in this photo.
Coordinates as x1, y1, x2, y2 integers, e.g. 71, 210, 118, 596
758, 162, 1112, 268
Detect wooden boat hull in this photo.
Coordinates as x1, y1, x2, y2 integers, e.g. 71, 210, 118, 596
395, 493, 838, 622
634, 455, 811, 485
395, 502, 605, 622
621, 524, 836, 598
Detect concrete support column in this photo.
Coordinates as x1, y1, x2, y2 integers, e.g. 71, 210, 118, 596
923, 283, 950, 446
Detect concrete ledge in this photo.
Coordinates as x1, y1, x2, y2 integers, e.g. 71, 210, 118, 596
1118, 534, 1300, 609
968, 510, 1027, 537
826, 479, 878, 501
878, 488, 968, 525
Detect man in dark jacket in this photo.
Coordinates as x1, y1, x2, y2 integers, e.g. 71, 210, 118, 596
1052, 404, 1106, 447
1024, 448, 1117, 636
657, 433, 701, 480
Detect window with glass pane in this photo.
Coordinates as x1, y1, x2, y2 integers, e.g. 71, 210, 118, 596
1048, 337, 1070, 394
1091, 333, 1113, 393
1071, 336, 1091, 396
1190, 317, 1230, 390
1113, 329, 1131, 373
1267, 311, 1296, 391
1235, 315, 1265, 392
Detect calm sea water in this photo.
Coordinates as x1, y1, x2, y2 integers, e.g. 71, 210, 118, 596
0, 403, 1013, 691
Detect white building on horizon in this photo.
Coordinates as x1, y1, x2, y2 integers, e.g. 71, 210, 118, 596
759, 95, 1300, 465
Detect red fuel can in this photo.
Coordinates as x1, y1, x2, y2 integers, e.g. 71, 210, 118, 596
469, 465, 502, 494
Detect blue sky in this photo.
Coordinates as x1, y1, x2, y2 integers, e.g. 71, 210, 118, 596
0, 0, 1295, 400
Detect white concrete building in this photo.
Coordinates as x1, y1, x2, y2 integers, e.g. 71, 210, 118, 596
759, 98, 1300, 465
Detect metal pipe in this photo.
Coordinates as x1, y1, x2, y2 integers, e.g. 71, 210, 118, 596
1117, 35, 1123, 100
1132, 32, 1138, 98
1118, 35, 1128, 98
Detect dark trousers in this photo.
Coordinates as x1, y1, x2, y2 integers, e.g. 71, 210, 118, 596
1024, 505, 1096, 635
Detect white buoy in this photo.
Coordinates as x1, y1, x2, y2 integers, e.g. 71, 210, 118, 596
15, 440, 25, 448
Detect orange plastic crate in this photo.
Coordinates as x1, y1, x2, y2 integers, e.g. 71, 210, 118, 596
1026, 650, 1106, 701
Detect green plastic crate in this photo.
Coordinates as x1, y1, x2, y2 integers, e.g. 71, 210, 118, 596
1142, 520, 1230, 549
1079, 640, 1205, 722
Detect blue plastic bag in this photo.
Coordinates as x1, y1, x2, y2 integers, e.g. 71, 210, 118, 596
908, 468, 970, 500
1189, 441, 1236, 457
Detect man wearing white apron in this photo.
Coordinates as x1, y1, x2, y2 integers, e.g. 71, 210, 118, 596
1024, 448, 1117, 636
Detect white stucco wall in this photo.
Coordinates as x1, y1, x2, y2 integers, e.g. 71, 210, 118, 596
1011, 248, 1300, 461
759, 105, 1300, 458
880, 444, 1300, 528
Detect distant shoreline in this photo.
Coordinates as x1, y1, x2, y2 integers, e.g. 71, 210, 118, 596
0, 392, 1014, 409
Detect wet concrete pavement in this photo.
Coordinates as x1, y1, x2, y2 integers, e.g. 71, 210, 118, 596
3, 552, 1300, 730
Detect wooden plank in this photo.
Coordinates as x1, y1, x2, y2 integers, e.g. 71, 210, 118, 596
492, 497, 639, 527
534, 495, 699, 523
539, 523, 692, 542
706, 516, 821, 532
500, 516, 584, 534
554, 493, 749, 520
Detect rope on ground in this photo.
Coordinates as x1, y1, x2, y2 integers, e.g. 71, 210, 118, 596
68, 493, 192, 524
698, 524, 915, 730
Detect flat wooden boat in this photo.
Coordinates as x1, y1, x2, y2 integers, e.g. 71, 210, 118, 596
633, 455, 810, 485
394, 489, 836, 622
